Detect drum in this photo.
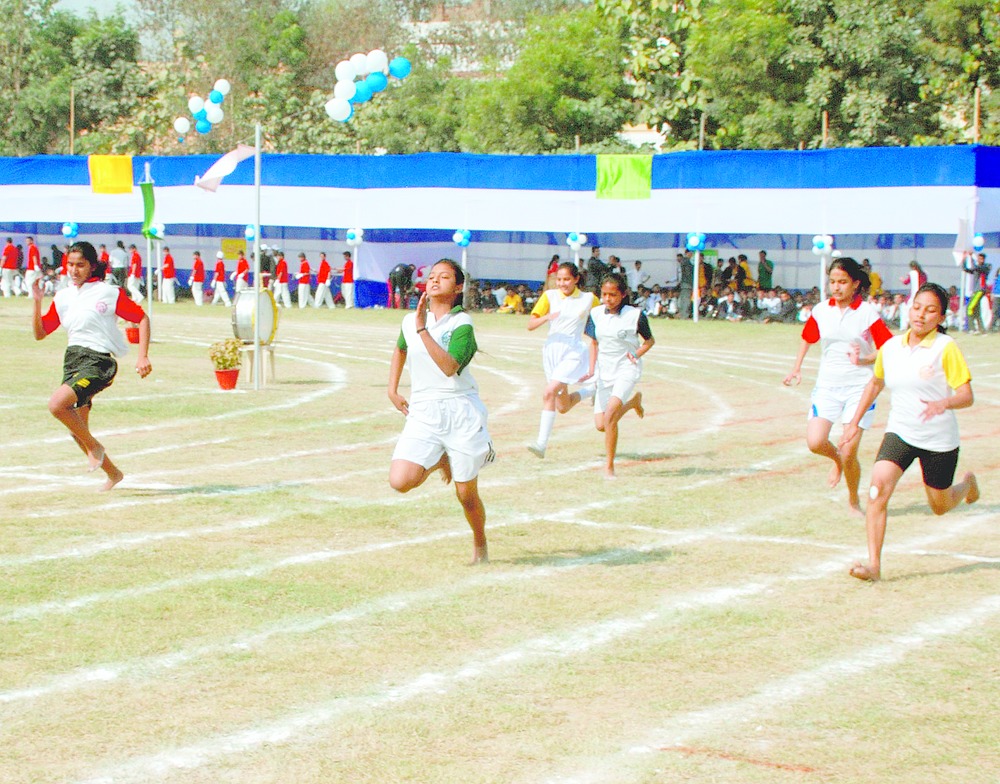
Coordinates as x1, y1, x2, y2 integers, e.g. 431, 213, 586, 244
231, 288, 279, 345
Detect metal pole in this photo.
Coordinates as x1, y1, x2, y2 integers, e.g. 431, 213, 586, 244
253, 122, 262, 391
692, 251, 701, 323
143, 163, 154, 319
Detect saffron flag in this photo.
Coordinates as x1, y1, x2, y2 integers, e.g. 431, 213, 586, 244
596, 155, 652, 200
195, 144, 256, 192
88, 155, 134, 194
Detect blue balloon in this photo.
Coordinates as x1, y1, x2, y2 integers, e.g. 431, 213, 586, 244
366, 72, 388, 93
196, 119, 212, 134
351, 81, 373, 104
461, 229, 472, 241
209, 90, 224, 104
194, 108, 208, 121
458, 238, 470, 247
388, 57, 411, 79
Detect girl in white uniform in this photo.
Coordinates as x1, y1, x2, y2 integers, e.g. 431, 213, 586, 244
783, 258, 892, 513
525, 262, 599, 458
584, 272, 655, 479
841, 283, 979, 581
388, 259, 493, 564
31, 241, 152, 491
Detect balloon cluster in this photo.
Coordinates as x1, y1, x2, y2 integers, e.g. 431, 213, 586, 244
973, 233, 985, 252
566, 232, 589, 251
685, 232, 707, 252
812, 234, 834, 255
452, 229, 471, 248
244, 225, 256, 241
148, 223, 166, 239
61, 222, 79, 239
173, 79, 232, 141
345, 227, 365, 247
325, 50, 412, 123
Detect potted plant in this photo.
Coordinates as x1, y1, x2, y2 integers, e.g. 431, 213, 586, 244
209, 337, 243, 390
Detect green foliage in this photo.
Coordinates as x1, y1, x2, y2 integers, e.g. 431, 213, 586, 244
458, 7, 633, 152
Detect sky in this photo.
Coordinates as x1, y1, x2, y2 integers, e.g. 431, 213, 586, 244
55, 0, 134, 17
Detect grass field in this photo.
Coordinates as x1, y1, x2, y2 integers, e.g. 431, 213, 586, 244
1, 295, 998, 784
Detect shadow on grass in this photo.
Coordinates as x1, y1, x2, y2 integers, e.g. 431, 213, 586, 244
890, 501, 1000, 517
126, 484, 287, 496
884, 560, 1000, 583
504, 546, 673, 568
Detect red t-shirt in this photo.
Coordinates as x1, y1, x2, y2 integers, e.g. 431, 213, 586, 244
1, 243, 17, 269
162, 254, 175, 279
129, 251, 142, 277
317, 260, 331, 284
298, 260, 310, 282
191, 258, 205, 282
27, 244, 41, 271
236, 258, 249, 280
98, 248, 110, 264
342, 258, 354, 284
275, 259, 288, 283
213, 260, 226, 282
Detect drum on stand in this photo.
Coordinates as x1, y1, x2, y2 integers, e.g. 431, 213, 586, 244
232, 288, 279, 345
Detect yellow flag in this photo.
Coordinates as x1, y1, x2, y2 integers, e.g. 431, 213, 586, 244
88, 155, 134, 194
596, 155, 652, 200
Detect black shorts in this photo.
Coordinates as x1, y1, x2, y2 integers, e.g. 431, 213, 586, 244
875, 432, 959, 490
61, 346, 117, 408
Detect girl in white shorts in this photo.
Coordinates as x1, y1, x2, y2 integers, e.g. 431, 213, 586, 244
387, 259, 493, 564
841, 283, 979, 581
584, 272, 655, 479
784, 258, 892, 512
525, 261, 599, 458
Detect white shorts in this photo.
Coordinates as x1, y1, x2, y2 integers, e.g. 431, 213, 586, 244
594, 368, 640, 415
542, 337, 589, 385
392, 395, 493, 482
809, 385, 875, 429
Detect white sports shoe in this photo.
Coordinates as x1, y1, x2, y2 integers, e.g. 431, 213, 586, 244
527, 443, 546, 459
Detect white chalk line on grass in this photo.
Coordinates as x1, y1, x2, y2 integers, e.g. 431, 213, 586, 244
68, 516, 995, 784
545, 594, 1000, 784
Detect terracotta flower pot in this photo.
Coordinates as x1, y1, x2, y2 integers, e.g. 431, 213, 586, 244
214, 368, 240, 390
125, 326, 140, 344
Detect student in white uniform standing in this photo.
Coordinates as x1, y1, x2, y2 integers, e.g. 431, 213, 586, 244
584, 271, 655, 479
783, 258, 893, 513
525, 261, 599, 458
387, 259, 494, 564
841, 282, 979, 582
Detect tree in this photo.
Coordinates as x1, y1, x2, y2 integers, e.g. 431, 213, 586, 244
458, 7, 632, 152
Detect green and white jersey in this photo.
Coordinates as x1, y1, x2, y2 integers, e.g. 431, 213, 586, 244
397, 306, 479, 403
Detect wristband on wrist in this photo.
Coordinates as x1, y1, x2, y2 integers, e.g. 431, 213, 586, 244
417, 327, 428, 333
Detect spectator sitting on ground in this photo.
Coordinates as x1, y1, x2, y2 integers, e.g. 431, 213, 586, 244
716, 289, 742, 321
645, 284, 663, 317
946, 285, 961, 329
763, 288, 798, 323
664, 287, 679, 318
498, 286, 525, 314
632, 285, 649, 311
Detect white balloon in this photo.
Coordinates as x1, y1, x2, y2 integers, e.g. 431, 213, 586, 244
214, 78, 231, 96
367, 49, 388, 73
578, 233, 588, 245
334, 60, 356, 83
205, 103, 224, 124
188, 95, 205, 113
334, 80, 357, 101
325, 97, 352, 122
350, 52, 369, 76
173, 117, 191, 134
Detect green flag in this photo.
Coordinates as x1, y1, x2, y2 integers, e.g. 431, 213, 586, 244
140, 181, 156, 238
596, 155, 652, 200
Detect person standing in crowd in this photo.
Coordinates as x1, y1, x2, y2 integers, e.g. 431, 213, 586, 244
109, 240, 128, 287
899, 260, 926, 329
388, 263, 415, 308
757, 250, 774, 291
627, 260, 649, 296
23, 235, 42, 296
190, 250, 205, 306
126, 244, 143, 301
31, 240, 152, 491
962, 251, 991, 334
98, 243, 110, 265
211, 251, 231, 306
783, 258, 892, 514
862, 259, 882, 297
1, 237, 17, 297
840, 282, 979, 582
544, 254, 560, 290
583, 245, 607, 294
387, 259, 493, 564
272, 250, 291, 307
233, 250, 250, 294
314, 251, 335, 308
160, 246, 176, 303
526, 261, 599, 458
296, 252, 312, 308
58, 246, 71, 289
677, 252, 694, 319
585, 271, 655, 479
338, 250, 355, 308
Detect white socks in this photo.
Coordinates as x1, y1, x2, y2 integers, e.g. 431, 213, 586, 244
536, 410, 556, 448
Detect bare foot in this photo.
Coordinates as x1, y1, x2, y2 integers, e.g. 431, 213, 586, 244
827, 459, 843, 489
87, 446, 105, 473
470, 543, 488, 565
100, 467, 124, 491
436, 453, 452, 485
849, 562, 880, 582
633, 391, 644, 419
847, 497, 863, 517
603, 468, 617, 480
965, 472, 979, 504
